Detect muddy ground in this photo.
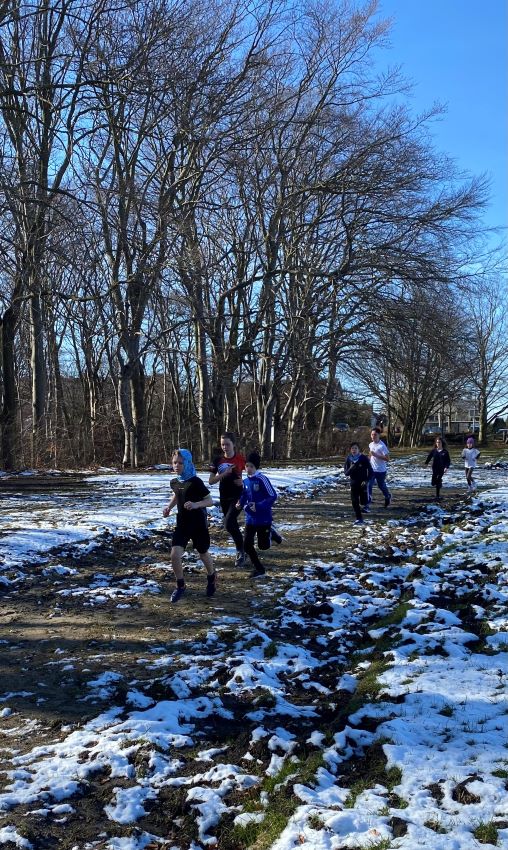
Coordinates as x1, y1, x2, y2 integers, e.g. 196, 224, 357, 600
0, 478, 472, 848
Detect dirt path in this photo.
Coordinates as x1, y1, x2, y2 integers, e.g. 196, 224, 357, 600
1, 482, 463, 705
0, 480, 471, 848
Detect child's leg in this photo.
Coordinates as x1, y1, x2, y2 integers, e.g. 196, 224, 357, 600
351, 483, 362, 520
378, 472, 390, 500
270, 526, 283, 544
466, 468, 473, 487
200, 550, 215, 576
171, 545, 185, 581
244, 525, 263, 570
257, 526, 271, 550
223, 501, 244, 553
170, 544, 187, 601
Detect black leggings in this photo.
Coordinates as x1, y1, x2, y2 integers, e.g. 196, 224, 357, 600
351, 481, 368, 520
431, 472, 444, 497
221, 499, 244, 552
244, 524, 270, 569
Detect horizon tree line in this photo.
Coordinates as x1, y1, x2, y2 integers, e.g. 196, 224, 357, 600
0, 0, 506, 469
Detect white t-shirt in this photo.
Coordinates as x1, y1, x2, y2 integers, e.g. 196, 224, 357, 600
462, 447, 480, 468
369, 439, 389, 473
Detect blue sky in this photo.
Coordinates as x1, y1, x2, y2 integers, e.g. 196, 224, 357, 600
375, 0, 507, 245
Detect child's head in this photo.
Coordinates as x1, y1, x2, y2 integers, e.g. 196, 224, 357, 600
349, 442, 360, 456
371, 428, 381, 441
221, 431, 236, 455
435, 436, 444, 448
246, 451, 261, 476
172, 448, 195, 480
466, 436, 475, 448
172, 451, 184, 474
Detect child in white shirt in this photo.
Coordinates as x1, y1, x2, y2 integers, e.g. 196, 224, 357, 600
461, 436, 481, 492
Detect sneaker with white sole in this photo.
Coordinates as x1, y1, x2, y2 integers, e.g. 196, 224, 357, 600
235, 551, 246, 568
249, 565, 266, 578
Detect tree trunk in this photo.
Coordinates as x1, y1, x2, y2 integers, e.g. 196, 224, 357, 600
0, 306, 20, 470
30, 290, 47, 466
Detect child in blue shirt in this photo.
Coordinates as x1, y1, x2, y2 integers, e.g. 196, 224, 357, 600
237, 451, 277, 577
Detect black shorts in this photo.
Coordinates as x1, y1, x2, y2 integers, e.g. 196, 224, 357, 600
172, 524, 210, 554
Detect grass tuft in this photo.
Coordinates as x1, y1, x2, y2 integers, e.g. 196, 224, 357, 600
472, 820, 499, 844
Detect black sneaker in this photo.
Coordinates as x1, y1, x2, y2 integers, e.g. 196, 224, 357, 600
206, 572, 217, 597
249, 566, 266, 578
270, 527, 283, 544
384, 494, 392, 507
171, 583, 186, 603
235, 551, 246, 568
362, 505, 370, 513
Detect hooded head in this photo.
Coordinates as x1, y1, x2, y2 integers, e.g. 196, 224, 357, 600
173, 448, 197, 482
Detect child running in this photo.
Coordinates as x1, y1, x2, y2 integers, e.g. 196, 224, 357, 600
462, 436, 481, 493
344, 442, 372, 524
236, 451, 277, 578
209, 432, 246, 567
367, 428, 392, 507
424, 436, 451, 501
163, 449, 216, 603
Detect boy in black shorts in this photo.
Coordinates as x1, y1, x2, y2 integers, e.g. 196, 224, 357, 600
163, 449, 216, 603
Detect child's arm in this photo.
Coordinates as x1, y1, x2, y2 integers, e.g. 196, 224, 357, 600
163, 495, 177, 518
184, 494, 213, 510
209, 466, 234, 485
371, 445, 389, 460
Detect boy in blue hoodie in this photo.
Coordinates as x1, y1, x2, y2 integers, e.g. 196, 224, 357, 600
237, 451, 277, 577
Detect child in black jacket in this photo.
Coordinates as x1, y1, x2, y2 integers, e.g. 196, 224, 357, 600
344, 443, 372, 524
425, 436, 451, 500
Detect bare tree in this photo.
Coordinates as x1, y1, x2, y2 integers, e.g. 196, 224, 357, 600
466, 274, 508, 444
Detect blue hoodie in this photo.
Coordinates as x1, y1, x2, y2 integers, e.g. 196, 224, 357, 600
239, 471, 277, 526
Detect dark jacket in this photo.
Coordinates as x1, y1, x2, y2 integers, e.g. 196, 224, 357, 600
425, 448, 451, 476
344, 453, 372, 484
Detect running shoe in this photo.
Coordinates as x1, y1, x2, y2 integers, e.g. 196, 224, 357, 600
384, 494, 392, 507
170, 584, 186, 603
362, 505, 370, 513
249, 565, 266, 578
206, 572, 217, 598
270, 527, 283, 544
235, 551, 246, 568
353, 519, 364, 525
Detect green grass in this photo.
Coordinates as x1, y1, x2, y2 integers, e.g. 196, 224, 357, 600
218, 751, 325, 850
472, 820, 499, 845
264, 641, 278, 659
343, 744, 402, 809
